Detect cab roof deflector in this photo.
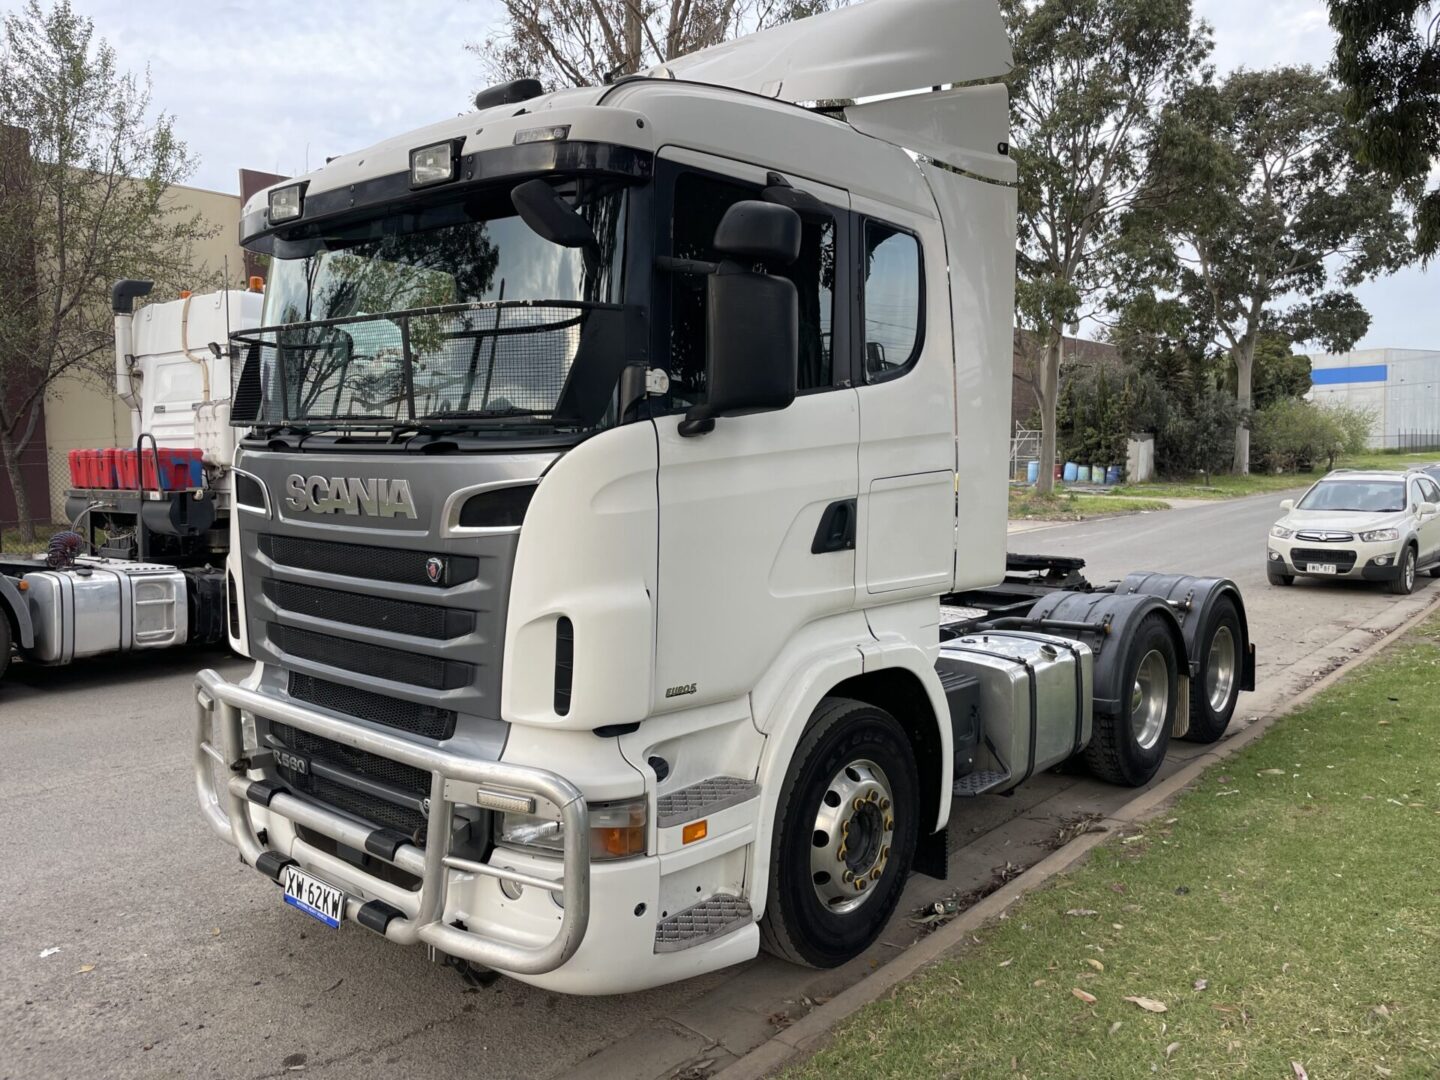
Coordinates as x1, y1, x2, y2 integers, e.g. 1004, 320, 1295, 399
650, 0, 1012, 106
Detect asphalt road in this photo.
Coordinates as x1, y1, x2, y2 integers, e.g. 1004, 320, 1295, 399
3, 489, 1434, 1080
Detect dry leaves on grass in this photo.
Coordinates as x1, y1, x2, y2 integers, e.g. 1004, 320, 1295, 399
1291, 1062, 1309, 1079
1086, 958, 1105, 973
1123, 996, 1168, 1013
1071, 988, 1097, 1004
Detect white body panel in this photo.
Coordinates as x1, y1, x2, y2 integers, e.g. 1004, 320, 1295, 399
124, 290, 263, 473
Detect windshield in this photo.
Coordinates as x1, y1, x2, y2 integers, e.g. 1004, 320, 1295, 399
1298, 479, 1406, 513
235, 178, 630, 432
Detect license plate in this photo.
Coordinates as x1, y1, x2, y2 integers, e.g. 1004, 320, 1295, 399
282, 866, 345, 929
1306, 562, 1338, 575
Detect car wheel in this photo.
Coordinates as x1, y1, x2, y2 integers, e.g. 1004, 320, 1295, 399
1182, 596, 1242, 744
759, 697, 919, 968
1266, 562, 1294, 587
1083, 612, 1179, 786
1388, 545, 1417, 595
0, 612, 10, 683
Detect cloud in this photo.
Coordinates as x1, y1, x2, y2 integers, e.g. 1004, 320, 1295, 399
68, 0, 503, 193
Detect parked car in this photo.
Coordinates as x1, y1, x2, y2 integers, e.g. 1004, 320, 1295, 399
1267, 469, 1440, 594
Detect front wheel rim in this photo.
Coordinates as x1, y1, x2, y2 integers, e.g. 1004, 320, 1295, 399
809, 758, 895, 915
1131, 649, 1170, 751
1206, 626, 1237, 712
1405, 552, 1415, 590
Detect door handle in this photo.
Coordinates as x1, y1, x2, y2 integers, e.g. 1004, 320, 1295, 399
811, 499, 857, 554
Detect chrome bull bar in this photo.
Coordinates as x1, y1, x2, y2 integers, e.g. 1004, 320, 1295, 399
192, 668, 590, 975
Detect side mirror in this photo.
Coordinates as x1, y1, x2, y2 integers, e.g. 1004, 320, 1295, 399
1279, 498, 1295, 512
511, 179, 599, 255
679, 202, 800, 437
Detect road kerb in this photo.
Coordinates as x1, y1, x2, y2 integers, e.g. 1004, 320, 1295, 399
710, 588, 1440, 1080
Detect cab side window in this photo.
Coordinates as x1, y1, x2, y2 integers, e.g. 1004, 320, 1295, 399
665, 171, 836, 408
1418, 477, 1440, 504
861, 221, 922, 382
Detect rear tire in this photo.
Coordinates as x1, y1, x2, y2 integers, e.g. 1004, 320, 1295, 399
1388, 546, 1417, 595
759, 697, 919, 968
0, 613, 10, 682
1183, 596, 1242, 744
1083, 613, 1178, 786
1266, 563, 1294, 586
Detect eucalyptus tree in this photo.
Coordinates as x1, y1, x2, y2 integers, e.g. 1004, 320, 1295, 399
1003, 0, 1209, 494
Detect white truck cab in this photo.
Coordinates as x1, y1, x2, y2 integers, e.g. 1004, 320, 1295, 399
192, 0, 1254, 994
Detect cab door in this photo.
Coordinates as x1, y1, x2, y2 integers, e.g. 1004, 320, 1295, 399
1416, 476, 1440, 564
651, 149, 859, 713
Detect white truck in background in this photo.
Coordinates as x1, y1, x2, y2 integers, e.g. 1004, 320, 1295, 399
0, 283, 261, 681
192, 0, 1255, 994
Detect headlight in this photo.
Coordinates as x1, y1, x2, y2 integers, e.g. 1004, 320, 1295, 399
410, 141, 457, 187
267, 183, 303, 223
1361, 528, 1399, 543
495, 795, 648, 860
1270, 525, 1293, 539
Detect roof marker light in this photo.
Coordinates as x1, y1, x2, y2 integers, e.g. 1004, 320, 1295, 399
514, 124, 570, 146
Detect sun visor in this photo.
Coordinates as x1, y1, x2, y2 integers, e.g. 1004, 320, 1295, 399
655, 0, 1013, 105
845, 84, 1017, 184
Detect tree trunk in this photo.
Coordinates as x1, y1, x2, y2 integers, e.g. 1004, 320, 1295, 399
623, 1, 642, 74
1033, 332, 1062, 496
1231, 338, 1256, 475
0, 427, 36, 544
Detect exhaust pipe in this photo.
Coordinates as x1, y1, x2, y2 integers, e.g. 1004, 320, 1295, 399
112, 280, 153, 433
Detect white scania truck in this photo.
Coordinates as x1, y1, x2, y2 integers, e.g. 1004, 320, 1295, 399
194, 0, 1255, 994
0, 285, 260, 682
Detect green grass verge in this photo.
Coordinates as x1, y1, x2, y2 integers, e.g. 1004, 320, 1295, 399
786, 616, 1440, 1079
0, 525, 62, 556
1010, 489, 1171, 521
1115, 451, 1440, 503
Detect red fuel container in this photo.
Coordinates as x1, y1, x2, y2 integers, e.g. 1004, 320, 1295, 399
68, 449, 83, 487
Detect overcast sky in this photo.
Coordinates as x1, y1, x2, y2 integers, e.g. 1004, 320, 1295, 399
58, 0, 1434, 351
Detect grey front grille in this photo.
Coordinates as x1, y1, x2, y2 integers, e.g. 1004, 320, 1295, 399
270, 721, 430, 837
288, 672, 457, 740
259, 533, 478, 587
1296, 531, 1355, 543
1290, 547, 1358, 572
270, 623, 473, 690
265, 579, 474, 640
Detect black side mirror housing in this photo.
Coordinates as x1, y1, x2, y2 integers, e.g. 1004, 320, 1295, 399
679, 202, 801, 437
511, 179, 599, 253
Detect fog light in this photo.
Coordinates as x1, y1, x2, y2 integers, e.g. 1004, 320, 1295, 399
267, 184, 303, 223
1268, 550, 1283, 562
1375, 555, 1393, 566
410, 141, 457, 187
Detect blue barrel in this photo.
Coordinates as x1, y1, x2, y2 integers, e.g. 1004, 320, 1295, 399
1092, 464, 1108, 485
1063, 462, 1078, 483
1076, 465, 1091, 483
1107, 465, 1122, 485
1026, 460, 1040, 485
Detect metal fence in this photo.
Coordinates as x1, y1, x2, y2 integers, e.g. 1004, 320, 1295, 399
1372, 432, 1440, 454
0, 444, 83, 553
1010, 426, 1041, 482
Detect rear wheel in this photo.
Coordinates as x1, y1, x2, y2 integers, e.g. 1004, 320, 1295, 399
759, 697, 919, 968
1183, 596, 1243, 744
1266, 562, 1294, 586
0, 613, 10, 682
1083, 613, 1178, 786
1388, 545, 1417, 595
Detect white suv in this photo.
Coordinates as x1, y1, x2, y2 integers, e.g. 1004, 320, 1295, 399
1267, 469, 1440, 594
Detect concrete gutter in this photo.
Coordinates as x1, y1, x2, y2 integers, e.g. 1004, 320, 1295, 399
711, 589, 1440, 1080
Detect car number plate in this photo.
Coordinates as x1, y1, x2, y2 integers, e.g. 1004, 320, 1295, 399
282, 866, 345, 929
1306, 562, 1338, 575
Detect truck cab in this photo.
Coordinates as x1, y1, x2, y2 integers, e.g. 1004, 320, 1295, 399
194, 0, 1251, 994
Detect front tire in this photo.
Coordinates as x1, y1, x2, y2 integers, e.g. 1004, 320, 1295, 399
1267, 562, 1294, 586
0, 613, 11, 683
1183, 596, 1242, 744
759, 697, 919, 968
1083, 612, 1178, 786
1388, 545, 1417, 595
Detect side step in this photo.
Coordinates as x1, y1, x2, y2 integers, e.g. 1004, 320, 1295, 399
952, 769, 1012, 797
654, 895, 753, 953
656, 776, 759, 828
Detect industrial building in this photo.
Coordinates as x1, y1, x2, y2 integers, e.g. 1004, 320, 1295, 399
1308, 347, 1440, 450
